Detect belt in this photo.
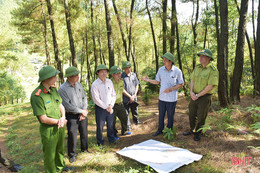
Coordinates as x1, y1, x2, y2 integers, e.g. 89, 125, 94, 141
66, 112, 81, 116
114, 103, 123, 106
194, 93, 212, 97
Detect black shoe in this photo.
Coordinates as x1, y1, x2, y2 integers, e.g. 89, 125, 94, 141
63, 166, 76, 172
152, 131, 163, 136
135, 121, 143, 125
194, 134, 201, 141
69, 154, 77, 163
183, 131, 192, 136
81, 149, 91, 153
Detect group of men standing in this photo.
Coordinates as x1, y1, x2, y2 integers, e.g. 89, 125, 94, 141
30, 49, 218, 173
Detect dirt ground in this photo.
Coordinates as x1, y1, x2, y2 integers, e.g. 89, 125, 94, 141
0, 95, 259, 172
111, 95, 260, 172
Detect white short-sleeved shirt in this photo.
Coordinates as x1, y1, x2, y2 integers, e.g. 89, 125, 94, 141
155, 65, 184, 102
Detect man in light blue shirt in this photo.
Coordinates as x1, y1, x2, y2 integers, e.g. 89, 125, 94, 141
142, 52, 184, 136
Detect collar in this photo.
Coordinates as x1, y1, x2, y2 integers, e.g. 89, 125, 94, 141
97, 77, 107, 84
65, 80, 77, 87
122, 72, 133, 77
39, 83, 50, 94
198, 63, 211, 69
163, 65, 175, 72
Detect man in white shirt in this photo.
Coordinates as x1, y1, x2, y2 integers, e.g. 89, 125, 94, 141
91, 64, 117, 146
142, 52, 184, 136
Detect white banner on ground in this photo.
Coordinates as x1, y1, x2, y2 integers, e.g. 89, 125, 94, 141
117, 139, 203, 173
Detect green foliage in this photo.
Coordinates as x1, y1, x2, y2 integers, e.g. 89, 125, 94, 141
197, 124, 211, 135
251, 122, 260, 134
246, 105, 260, 123
218, 107, 233, 124
142, 89, 152, 105
163, 127, 176, 141
141, 66, 159, 92
0, 71, 26, 105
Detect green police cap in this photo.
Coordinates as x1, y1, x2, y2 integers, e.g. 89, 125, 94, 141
109, 66, 122, 74
197, 49, 213, 60
161, 52, 174, 64
38, 66, 60, 82
96, 64, 109, 74
122, 61, 132, 69
65, 66, 80, 77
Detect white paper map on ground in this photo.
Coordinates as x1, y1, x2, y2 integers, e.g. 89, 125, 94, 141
117, 139, 203, 173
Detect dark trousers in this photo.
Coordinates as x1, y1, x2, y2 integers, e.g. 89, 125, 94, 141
188, 94, 211, 134
123, 102, 138, 130
158, 100, 177, 132
95, 105, 115, 145
66, 113, 88, 158
113, 103, 128, 135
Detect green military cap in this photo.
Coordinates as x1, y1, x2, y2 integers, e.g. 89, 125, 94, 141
197, 49, 213, 60
65, 66, 80, 77
96, 64, 109, 74
161, 52, 174, 64
122, 61, 132, 69
38, 65, 60, 82
110, 65, 122, 74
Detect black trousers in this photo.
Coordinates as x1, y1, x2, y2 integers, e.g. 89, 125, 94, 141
113, 103, 128, 135
188, 94, 211, 134
66, 113, 88, 158
123, 102, 138, 130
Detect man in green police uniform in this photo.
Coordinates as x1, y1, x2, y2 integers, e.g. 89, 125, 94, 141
110, 66, 128, 139
183, 49, 219, 141
30, 66, 68, 173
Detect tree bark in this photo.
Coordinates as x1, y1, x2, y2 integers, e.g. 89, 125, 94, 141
170, 0, 176, 54
230, 0, 249, 102
40, 0, 51, 65
176, 12, 187, 96
191, 0, 199, 69
203, 0, 208, 49
146, 0, 159, 72
255, 2, 260, 95
104, 0, 115, 68
218, 0, 229, 107
91, 0, 98, 71
64, 0, 77, 67
162, 0, 167, 54
80, 39, 85, 83
234, 0, 256, 96
46, 0, 64, 83
112, 0, 128, 60
128, 0, 135, 61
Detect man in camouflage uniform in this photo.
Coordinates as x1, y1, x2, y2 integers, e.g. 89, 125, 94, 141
183, 49, 219, 141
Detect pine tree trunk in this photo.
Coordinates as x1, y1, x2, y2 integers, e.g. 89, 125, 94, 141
218, 0, 229, 107
40, 0, 51, 65
128, 0, 135, 61
162, 0, 167, 54
170, 0, 176, 54
176, 14, 187, 96
64, 0, 77, 67
112, 0, 128, 60
255, 2, 260, 95
146, 0, 159, 72
91, 0, 98, 70
191, 0, 199, 70
230, 0, 249, 102
46, 0, 64, 83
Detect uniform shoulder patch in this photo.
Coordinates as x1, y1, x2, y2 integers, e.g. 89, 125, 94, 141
210, 65, 217, 71
43, 88, 47, 94
35, 89, 42, 96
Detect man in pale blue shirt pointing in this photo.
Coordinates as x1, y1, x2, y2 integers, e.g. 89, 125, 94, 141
142, 52, 184, 136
